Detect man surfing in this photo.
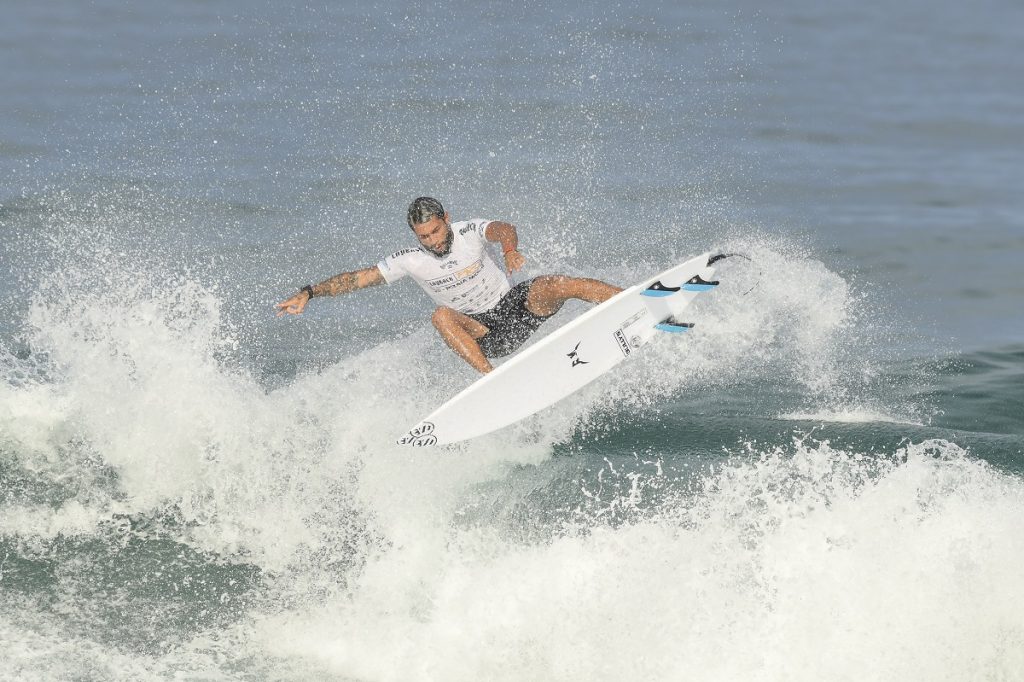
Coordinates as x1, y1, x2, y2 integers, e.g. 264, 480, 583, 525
276, 197, 622, 374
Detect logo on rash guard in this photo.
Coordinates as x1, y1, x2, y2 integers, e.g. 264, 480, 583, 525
456, 261, 483, 279
427, 261, 483, 288
426, 273, 457, 287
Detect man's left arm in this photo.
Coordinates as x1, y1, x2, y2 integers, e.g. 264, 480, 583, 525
484, 221, 525, 274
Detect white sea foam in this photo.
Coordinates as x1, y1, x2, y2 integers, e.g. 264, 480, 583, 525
249, 439, 1024, 681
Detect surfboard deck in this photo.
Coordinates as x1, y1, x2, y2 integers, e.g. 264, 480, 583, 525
398, 252, 720, 446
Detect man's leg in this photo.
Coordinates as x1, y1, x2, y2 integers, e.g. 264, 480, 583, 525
431, 307, 494, 374
525, 275, 622, 318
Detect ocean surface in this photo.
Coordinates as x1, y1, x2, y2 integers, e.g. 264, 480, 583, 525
2, 1, 1023, 680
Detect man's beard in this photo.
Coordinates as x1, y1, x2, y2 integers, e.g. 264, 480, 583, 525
428, 229, 454, 257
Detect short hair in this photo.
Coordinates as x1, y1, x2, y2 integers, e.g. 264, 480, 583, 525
407, 197, 446, 228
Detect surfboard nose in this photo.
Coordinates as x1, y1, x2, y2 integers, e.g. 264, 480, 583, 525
397, 421, 439, 447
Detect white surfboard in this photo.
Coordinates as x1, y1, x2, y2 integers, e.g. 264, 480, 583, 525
398, 252, 723, 446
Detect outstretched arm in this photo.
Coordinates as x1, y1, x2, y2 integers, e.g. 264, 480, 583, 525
275, 265, 385, 316
485, 221, 525, 274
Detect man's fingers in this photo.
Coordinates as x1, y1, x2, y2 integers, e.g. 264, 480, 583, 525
505, 252, 525, 274
275, 299, 304, 316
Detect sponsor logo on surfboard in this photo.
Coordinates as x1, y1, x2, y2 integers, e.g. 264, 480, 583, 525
613, 329, 631, 357
567, 342, 588, 367
398, 421, 437, 446
620, 310, 645, 329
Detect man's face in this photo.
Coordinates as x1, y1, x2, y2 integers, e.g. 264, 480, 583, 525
412, 213, 453, 257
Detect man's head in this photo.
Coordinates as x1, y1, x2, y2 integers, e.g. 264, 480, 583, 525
407, 196, 453, 257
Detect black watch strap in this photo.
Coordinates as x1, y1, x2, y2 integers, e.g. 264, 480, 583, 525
301, 284, 315, 299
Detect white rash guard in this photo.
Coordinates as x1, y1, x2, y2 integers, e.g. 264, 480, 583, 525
376, 219, 512, 314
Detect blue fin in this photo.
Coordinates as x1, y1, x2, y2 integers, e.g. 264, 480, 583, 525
641, 280, 679, 297
655, 317, 694, 333
681, 275, 719, 292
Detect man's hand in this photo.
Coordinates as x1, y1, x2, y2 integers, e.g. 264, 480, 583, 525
275, 266, 385, 317
504, 249, 525, 274
276, 290, 311, 317
485, 222, 525, 274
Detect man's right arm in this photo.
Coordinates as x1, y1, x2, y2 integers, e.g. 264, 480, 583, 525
312, 265, 385, 297
276, 265, 385, 316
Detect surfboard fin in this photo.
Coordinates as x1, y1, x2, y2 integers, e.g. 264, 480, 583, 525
681, 274, 719, 292
644, 275, 719, 297
641, 280, 679, 297
655, 317, 694, 333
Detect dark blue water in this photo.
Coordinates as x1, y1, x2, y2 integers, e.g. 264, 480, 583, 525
2, 1, 1023, 679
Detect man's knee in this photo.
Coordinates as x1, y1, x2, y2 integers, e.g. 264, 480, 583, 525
531, 275, 571, 297
431, 306, 456, 329
527, 276, 571, 317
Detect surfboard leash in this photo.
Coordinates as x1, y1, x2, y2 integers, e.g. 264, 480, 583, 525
707, 252, 761, 296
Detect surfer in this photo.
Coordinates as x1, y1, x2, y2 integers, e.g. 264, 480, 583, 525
276, 197, 622, 374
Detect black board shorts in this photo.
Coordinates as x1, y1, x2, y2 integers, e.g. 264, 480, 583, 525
469, 279, 553, 358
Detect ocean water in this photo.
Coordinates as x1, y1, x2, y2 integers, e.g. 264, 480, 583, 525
2, 1, 1023, 680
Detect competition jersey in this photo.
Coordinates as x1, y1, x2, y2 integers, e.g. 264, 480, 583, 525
376, 219, 511, 314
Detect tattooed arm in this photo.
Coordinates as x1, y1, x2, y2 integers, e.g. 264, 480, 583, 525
275, 265, 385, 316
